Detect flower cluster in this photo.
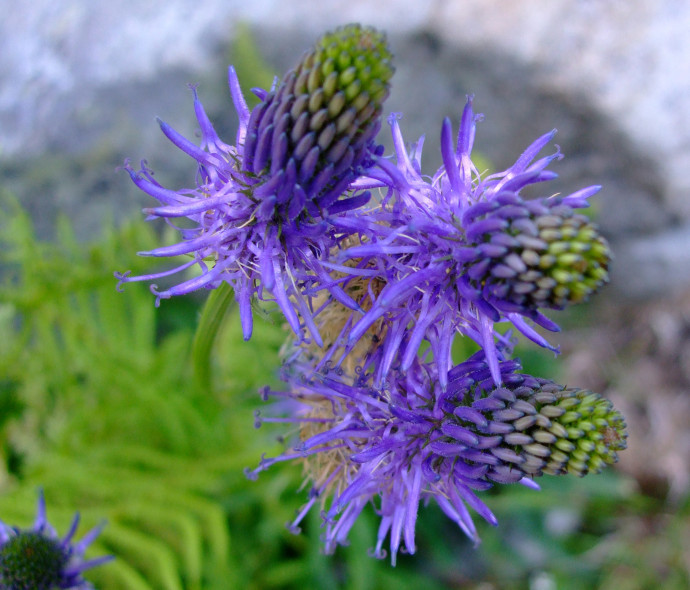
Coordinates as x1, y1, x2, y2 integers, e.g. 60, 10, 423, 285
0, 490, 112, 589
116, 24, 394, 344
118, 24, 626, 564
249, 352, 625, 563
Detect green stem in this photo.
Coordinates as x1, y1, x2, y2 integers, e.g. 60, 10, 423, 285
192, 282, 235, 390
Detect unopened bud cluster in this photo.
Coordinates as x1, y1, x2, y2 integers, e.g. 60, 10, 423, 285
242, 24, 394, 219
439, 378, 627, 484
0, 491, 112, 589
463, 192, 611, 309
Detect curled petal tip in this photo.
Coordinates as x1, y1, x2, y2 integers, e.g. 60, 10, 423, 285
387, 112, 403, 124
286, 522, 302, 534
114, 271, 131, 292
244, 467, 259, 481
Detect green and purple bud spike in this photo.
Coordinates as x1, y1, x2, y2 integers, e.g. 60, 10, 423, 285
463, 192, 611, 310
117, 24, 394, 342
242, 24, 394, 220
446, 379, 627, 483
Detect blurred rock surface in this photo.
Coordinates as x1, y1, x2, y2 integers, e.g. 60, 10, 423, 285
1, 0, 689, 298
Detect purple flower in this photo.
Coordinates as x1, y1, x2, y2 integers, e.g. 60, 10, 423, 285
0, 489, 112, 589
248, 352, 626, 564
116, 25, 394, 344
333, 97, 609, 387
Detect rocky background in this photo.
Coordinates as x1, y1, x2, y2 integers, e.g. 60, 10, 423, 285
1, 0, 689, 535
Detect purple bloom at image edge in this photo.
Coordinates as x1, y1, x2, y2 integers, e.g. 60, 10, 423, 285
0, 489, 112, 589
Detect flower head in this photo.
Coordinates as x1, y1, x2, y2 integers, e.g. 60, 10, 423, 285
116, 25, 393, 344
334, 98, 609, 387
0, 490, 112, 589
249, 353, 626, 564
115, 21, 625, 566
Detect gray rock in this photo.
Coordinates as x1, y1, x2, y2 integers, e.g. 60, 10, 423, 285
612, 224, 690, 299
1, 0, 688, 298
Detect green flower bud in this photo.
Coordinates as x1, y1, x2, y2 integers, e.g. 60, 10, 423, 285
465, 192, 611, 310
